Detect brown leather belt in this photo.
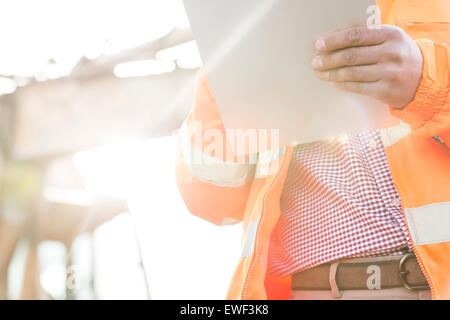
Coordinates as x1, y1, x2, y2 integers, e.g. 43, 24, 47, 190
291, 253, 429, 291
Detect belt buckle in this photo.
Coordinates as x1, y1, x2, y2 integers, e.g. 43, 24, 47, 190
398, 252, 429, 291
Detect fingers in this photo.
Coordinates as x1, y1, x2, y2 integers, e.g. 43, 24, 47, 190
315, 25, 393, 52
312, 25, 418, 107
311, 45, 383, 71
317, 65, 383, 82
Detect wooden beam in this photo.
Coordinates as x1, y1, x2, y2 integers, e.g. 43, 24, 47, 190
71, 27, 194, 80
10, 68, 196, 160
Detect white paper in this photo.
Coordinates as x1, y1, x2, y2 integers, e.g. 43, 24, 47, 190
183, 0, 400, 147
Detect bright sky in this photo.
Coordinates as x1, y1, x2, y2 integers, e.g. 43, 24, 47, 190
0, 0, 190, 78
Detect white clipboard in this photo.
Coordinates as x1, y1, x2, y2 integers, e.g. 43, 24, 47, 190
183, 0, 399, 147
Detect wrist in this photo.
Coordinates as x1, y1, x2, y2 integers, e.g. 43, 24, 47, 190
389, 39, 449, 129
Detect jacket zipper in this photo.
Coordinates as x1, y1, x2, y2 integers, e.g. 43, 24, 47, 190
389, 161, 436, 298
241, 151, 291, 299
401, 209, 437, 299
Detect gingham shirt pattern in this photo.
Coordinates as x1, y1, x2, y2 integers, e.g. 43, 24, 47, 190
267, 131, 412, 277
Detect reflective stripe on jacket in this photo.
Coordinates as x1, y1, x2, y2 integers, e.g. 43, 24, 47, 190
176, 0, 450, 300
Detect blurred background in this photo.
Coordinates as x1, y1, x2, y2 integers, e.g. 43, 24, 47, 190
0, 0, 242, 299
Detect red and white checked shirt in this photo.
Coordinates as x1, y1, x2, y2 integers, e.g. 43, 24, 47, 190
267, 130, 412, 277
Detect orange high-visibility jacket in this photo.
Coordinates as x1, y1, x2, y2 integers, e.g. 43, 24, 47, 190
176, 0, 450, 300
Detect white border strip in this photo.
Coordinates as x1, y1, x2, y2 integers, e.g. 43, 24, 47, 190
241, 218, 261, 258
379, 121, 411, 147
404, 202, 450, 245
180, 137, 253, 187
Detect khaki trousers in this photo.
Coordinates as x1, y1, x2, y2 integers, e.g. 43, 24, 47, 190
290, 287, 432, 300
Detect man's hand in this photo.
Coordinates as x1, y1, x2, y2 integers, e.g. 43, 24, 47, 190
311, 25, 423, 109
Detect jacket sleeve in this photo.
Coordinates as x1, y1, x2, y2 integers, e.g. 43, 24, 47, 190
390, 39, 450, 146
175, 68, 256, 226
